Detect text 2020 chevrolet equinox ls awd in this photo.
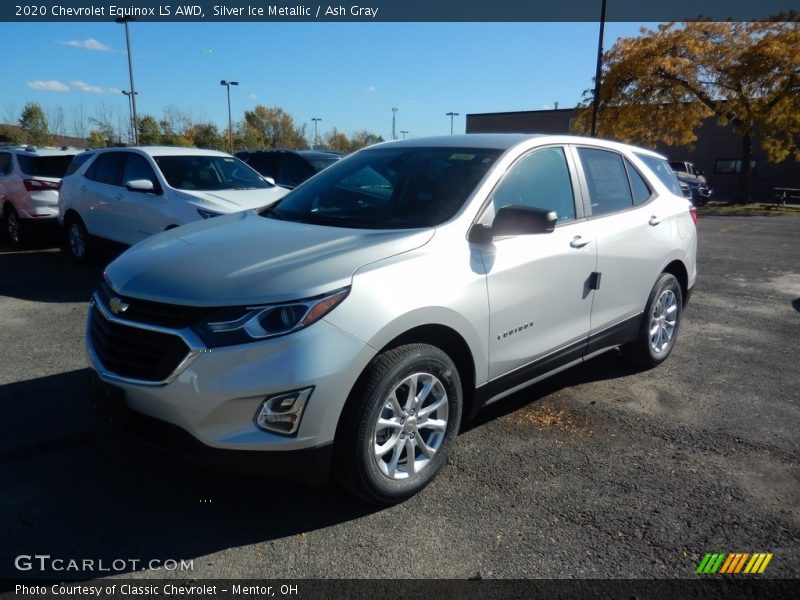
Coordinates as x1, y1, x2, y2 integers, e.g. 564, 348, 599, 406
87, 134, 697, 504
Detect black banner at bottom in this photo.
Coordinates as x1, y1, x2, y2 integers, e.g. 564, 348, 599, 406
2, 579, 799, 600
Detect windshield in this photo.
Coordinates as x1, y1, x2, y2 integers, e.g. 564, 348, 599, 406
154, 155, 269, 191
16, 154, 76, 178
262, 146, 501, 229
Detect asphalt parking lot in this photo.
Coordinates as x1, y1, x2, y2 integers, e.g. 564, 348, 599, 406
0, 215, 798, 580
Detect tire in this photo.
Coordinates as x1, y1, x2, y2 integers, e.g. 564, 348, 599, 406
4, 205, 23, 247
623, 273, 683, 368
335, 343, 463, 504
64, 214, 95, 264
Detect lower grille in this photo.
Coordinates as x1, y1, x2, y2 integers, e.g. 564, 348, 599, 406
89, 306, 191, 383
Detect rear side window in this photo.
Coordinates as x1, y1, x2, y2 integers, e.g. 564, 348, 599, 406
88, 153, 125, 186
16, 154, 76, 178
245, 153, 277, 177
279, 154, 314, 187
492, 147, 576, 222
624, 158, 652, 206
577, 148, 633, 216
65, 152, 94, 176
637, 154, 683, 196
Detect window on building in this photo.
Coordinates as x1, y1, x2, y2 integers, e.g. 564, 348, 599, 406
715, 159, 757, 174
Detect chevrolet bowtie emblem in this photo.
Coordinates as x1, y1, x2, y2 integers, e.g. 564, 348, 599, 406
109, 296, 130, 315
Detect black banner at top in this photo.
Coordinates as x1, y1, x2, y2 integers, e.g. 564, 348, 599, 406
1, 0, 799, 22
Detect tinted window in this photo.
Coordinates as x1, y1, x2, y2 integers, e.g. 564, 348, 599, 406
307, 157, 340, 172
154, 155, 268, 191
0, 153, 10, 176
65, 152, 94, 176
578, 148, 633, 216
122, 153, 157, 184
264, 146, 501, 229
636, 154, 683, 196
492, 147, 576, 222
624, 158, 652, 206
89, 153, 126, 186
279, 155, 314, 187
245, 153, 277, 177
16, 154, 76, 178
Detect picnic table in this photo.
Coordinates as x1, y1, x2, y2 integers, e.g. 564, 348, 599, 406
773, 187, 800, 207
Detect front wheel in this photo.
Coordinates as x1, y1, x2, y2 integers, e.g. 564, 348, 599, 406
623, 273, 683, 368
335, 343, 463, 504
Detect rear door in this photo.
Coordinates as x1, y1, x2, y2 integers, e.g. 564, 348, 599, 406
81, 152, 127, 242
573, 146, 676, 339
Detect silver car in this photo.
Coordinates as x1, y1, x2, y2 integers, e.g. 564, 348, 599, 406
87, 134, 697, 504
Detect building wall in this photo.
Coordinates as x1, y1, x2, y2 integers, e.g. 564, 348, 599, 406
466, 109, 800, 201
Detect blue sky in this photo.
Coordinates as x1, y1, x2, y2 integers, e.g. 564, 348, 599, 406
2, 22, 656, 142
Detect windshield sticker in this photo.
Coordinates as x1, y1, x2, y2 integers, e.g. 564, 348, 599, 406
449, 153, 476, 161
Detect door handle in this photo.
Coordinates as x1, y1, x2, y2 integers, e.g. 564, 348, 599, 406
570, 236, 593, 248
113, 194, 123, 201
649, 215, 663, 226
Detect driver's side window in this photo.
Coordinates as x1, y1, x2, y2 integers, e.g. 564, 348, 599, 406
491, 147, 576, 223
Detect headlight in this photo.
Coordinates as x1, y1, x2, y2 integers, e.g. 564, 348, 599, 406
195, 287, 349, 347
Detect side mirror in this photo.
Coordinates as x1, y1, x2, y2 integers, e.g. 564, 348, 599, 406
262, 176, 277, 186
125, 179, 156, 193
470, 205, 557, 242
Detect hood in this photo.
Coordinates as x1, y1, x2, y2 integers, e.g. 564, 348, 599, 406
177, 186, 288, 212
105, 212, 434, 306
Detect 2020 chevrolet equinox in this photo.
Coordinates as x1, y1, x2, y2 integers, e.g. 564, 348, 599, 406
87, 134, 697, 504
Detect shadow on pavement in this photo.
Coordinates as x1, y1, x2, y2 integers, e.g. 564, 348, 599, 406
0, 369, 377, 581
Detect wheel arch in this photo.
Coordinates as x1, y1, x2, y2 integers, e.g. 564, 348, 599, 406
662, 259, 688, 303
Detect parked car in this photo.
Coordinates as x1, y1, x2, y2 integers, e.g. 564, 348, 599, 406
235, 149, 343, 189
59, 146, 287, 262
669, 160, 713, 204
87, 134, 697, 504
0, 145, 80, 245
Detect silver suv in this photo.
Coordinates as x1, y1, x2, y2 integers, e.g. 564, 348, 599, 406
87, 134, 697, 504
0, 145, 79, 245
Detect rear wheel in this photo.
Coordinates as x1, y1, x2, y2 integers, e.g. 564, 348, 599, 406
623, 273, 683, 367
4, 205, 22, 246
64, 214, 94, 264
336, 343, 462, 504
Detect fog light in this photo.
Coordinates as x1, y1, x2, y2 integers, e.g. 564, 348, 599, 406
254, 387, 313, 435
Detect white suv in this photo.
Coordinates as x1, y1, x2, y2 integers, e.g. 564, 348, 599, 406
0, 146, 79, 245
88, 134, 697, 504
58, 146, 287, 262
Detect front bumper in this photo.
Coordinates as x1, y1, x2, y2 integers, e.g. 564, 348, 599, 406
87, 305, 376, 464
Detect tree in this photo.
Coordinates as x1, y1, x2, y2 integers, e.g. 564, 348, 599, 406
89, 102, 120, 146
19, 102, 49, 146
322, 128, 351, 152
0, 124, 24, 144
244, 105, 309, 149
187, 122, 224, 150
137, 115, 162, 145
349, 130, 384, 151
87, 129, 109, 148
573, 18, 800, 202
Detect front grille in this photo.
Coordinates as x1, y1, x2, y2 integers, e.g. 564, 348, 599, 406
97, 282, 209, 328
89, 307, 192, 383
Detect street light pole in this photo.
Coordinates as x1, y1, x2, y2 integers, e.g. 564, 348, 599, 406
220, 80, 239, 153
446, 112, 460, 135
391, 107, 397, 140
311, 117, 322, 149
116, 16, 139, 145
590, 0, 608, 137
400, 130, 408, 140
122, 90, 138, 144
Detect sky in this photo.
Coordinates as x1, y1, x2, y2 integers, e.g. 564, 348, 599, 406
1, 21, 658, 142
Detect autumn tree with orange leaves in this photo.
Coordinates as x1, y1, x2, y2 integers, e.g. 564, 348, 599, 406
574, 18, 799, 202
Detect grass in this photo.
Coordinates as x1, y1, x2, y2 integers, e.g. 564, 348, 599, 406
697, 200, 800, 217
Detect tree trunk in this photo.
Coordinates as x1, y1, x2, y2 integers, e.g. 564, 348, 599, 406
735, 131, 753, 204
